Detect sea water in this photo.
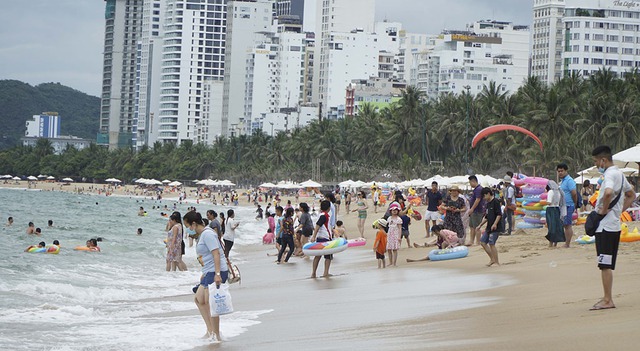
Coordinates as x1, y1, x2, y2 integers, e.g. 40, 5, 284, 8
0, 188, 515, 350
0, 188, 267, 351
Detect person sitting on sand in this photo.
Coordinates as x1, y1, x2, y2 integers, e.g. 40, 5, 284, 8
26, 222, 35, 235
413, 225, 459, 250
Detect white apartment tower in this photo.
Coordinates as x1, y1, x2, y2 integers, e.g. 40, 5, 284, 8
531, 0, 566, 85
141, 0, 228, 146
99, 0, 144, 149
222, 0, 274, 136
562, 0, 640, 78
313, 0, 375, 117
414, 20, 530, 99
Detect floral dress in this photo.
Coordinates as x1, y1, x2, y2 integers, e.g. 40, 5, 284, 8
386, 216, 402, 250
443, 196, 465, 239
166, 224, 182, 262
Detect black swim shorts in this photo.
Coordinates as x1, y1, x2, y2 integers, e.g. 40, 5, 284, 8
595, 230, 621, 270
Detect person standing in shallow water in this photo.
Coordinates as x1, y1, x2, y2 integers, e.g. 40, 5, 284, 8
165, 212, 187, 272
184, 211, 229, 343
310, 200, 333, 278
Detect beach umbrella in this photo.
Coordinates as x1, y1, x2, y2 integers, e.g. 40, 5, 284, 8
259, 182, 277, 188
106, 178, 122, 183
168, 181, 182, 187
198, 179, 216, 186
162, 179, 171, 184
1, 175, 12, 179
27, 176, 38, 181
299, 179, 322, 188
12, 176, 21, 181
37, 174, 47, 178
47, 176, 55, 180
219, 179, 235, 186
62, 177, 73, 182
338, 179, 354, 188
134, 178, 147, 183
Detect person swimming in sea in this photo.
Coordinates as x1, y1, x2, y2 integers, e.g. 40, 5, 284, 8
24, 241, 46, 252
86, 238, 101, 252
26, 222, 36, 235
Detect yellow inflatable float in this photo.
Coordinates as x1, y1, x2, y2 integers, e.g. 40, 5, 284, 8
620, 226, 640, 243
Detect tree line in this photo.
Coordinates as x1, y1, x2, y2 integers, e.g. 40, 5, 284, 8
0, 68, 638, 184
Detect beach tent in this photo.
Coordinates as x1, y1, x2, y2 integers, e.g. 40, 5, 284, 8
62, 177, 73, 182
219, 179, 236, 187
299, 179, 322, 188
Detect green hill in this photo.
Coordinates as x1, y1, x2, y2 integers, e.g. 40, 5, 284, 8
0, 80, 100, 149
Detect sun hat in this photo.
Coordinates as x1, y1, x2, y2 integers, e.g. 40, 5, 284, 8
389, 202, 401, 211
503, 175, 512, 183
449, 185, 461, 192
376, 218, 388, 227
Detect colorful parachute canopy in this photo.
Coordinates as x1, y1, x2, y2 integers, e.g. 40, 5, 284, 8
472, 124, 543, 151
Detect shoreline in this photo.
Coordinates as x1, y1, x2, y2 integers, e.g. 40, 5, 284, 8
3, 182, 640, 349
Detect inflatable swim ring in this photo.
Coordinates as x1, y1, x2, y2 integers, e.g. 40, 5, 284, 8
620, 228, 640, 243
575, 235, 595, 244
74, 246, 100, 252
302, 238, 348, 256
428, 246, 469, 261
523, 217, 545, 225
621, 211, 632, 222
523, 177, 548, 186
522, 205, 544, 211
516, 222, 543, 229
347, 238, 367, 247
26, 245, 60, 254
522, 186, 546, 195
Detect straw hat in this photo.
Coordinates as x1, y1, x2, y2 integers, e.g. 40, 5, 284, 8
503, 175, 512, 183
449, 185, 461, 192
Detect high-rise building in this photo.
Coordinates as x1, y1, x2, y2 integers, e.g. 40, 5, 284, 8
25, 113, 60, 138
140, 0, 228, 146
221, 0, 274, 136
561, 0, 640, 78
414, 20, 530, 99
313, 0, 375, 117
98, 0, 144, 150
531, 0, 566, 85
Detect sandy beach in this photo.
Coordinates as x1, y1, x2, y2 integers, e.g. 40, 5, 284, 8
3, 180, 640, 350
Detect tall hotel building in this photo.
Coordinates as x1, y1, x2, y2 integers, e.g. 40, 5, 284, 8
561, 0, 640, 78
531, 0, 565, 85
99, 0, 144, 149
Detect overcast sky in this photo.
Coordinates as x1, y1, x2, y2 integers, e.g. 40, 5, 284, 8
0, 0, 532, 97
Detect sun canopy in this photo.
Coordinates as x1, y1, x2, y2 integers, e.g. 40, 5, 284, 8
299, 179, 322, 188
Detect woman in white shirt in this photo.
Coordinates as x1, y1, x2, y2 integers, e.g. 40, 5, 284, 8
223, 209, 239, 257
545, 180, 566, 247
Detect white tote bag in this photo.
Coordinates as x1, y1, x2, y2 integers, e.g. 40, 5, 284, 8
209, 283, 234, 316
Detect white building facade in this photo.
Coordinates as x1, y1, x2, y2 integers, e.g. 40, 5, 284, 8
414, 20, 530, 99
531, 0, 566, 85
99, 0, 144, 149
561, 0, 640, 78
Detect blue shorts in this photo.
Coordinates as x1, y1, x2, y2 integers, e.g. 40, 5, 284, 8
200, 270, 229, 288
563, 206, 574, 226
480, 231, 499, 245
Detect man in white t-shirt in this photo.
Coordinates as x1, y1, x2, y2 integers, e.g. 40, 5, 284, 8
589, 145, 635, 311
501, 176, 516, 236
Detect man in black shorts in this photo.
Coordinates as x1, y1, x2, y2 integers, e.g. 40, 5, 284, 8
590, 146, 635, 311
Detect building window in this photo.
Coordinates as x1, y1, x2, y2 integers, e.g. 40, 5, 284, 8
592, 58, 603, 65
605, 59, 618, 66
